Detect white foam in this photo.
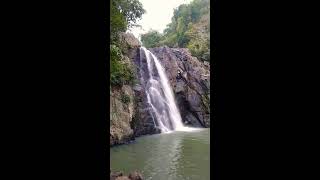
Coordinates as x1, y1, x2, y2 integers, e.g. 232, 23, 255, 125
174, 126, 203, 132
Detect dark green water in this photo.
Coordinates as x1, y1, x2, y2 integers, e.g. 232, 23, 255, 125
110, 128, 210, 180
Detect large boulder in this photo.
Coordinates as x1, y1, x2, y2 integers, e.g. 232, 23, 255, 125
128, 171, 143, 180
119, 33, 141, 55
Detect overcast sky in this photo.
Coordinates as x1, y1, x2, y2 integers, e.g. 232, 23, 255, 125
128, 0, 193, 40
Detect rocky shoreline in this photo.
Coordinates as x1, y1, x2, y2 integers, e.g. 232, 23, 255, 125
110, 170, 143, 180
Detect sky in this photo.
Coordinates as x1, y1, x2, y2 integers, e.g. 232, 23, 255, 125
128, 0, 193, 40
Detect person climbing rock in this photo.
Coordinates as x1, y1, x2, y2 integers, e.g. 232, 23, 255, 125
176, 70, 182, 79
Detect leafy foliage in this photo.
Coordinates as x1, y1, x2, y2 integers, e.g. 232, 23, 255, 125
120, 94, 131, 104
110, 1, 127, 42
115, 0, 145, 28
111, 0, 145, 40
110, 45, 135, 86
140, 30, 163, 48
110, 0, 145, 86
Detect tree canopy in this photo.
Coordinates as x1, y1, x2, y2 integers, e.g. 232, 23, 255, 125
110, 0, 145, 42
110, 0, 145, 86
140, 30, 163, 48
141, 0, 210, 62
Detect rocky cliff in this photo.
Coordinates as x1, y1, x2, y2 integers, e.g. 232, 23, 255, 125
110, 33, 210, 146
110, 33, 140, 146
149, 47, 210, 127
110, 33, 160, 146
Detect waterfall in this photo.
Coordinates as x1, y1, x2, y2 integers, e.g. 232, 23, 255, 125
140, 47, 185, 132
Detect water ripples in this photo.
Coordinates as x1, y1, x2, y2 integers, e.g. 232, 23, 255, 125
110, 129, 210, 180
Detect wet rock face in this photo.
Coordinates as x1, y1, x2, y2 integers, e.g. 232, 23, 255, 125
149, 46, 210, 127
128, 47, 162, 136
130, 83, 161, 136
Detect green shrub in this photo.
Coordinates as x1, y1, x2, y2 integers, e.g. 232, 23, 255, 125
120, 94, 131, 104
187, 38, 210, 62
110, 59, 135, 86
141, 30, 163, 48
110, 45, 135, 86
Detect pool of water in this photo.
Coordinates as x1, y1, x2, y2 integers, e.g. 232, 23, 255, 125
110, 128, 210, 180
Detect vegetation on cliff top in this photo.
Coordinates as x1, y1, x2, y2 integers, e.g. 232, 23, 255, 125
141, 0, 210, 62
110, 0, 145, 86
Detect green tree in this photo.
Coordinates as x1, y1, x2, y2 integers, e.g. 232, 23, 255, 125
140, 30, 163, 48
110, 0, 145, 42
110, 0, 145, 87
141, 0, 210, 61
116, 0, 145, 28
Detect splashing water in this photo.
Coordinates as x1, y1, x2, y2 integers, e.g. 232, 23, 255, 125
140, 47, 199, 133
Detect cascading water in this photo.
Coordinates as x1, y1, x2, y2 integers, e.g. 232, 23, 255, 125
140, 47, 187, 133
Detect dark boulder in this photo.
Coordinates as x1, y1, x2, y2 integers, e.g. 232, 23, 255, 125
128, 171, 143, 180
110, 170, 143, 180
